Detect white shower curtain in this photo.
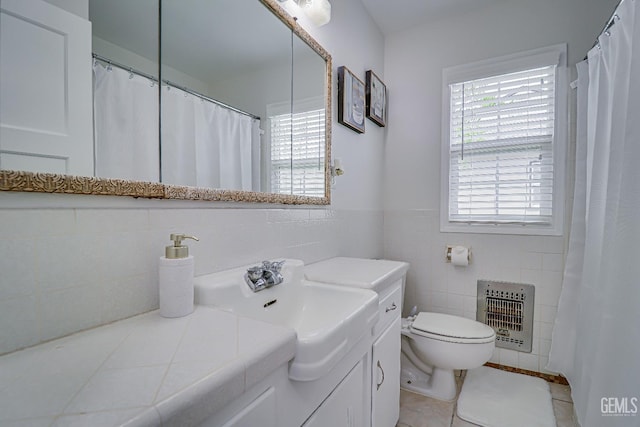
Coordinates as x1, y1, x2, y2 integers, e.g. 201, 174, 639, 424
161, 86, 256, 191
94, 64, 257, 190
206, 102, 254, 190
548, 1, 640, 426
93, 63, 159, 181
160, 87, 198, 186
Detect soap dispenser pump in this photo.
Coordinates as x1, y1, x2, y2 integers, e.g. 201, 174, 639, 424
159, 233, 199, 318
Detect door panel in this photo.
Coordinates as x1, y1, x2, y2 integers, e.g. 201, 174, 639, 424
372, 316, 401, 427
0, 0, 93, 175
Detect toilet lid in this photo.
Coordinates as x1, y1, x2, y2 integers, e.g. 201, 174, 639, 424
411, 312, 495, 340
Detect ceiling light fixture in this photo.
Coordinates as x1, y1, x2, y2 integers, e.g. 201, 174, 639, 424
277, 0, 331, 26
297, 0, 331, 26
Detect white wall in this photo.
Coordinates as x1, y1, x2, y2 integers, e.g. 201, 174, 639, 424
382, 0, 618, 373
0, 0, 385, 355
298, 1, 386, 211
43, 0, 87, 19
92, 37, 212, 95
212, 55, 325, 126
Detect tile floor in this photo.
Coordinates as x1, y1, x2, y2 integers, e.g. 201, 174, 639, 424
397, 371, 578, 427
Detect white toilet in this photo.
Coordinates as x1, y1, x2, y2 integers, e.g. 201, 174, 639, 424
400, 311, 496, 401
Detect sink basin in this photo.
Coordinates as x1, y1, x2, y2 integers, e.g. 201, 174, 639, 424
194, 259, 379, 381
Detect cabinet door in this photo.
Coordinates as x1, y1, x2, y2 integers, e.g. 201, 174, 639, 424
303, 360, 363, 427
0, 0, 93, 175
372, 316, 401, 427
214, 387, 276, 427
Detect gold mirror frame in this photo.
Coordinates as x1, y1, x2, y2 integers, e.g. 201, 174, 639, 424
0, 0, 332, 205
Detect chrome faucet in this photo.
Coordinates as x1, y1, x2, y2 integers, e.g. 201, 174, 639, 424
244, 260, 285, 292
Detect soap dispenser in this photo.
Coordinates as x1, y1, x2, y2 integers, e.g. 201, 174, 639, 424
159, 233, 199, 318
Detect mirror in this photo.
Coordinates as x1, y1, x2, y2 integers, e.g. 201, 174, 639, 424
91, 0, 160, 183
0, 0, 331, 204
161, 0, 290, 193
160, 0, 329, 198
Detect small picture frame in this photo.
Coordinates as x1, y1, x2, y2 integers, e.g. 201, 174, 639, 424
365, 70, 387, 127
337, 66, 366, 134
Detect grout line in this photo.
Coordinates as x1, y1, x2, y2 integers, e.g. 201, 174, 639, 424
484, 362, 569, 385
450, 373, 461, 427
450, 399, 457, 427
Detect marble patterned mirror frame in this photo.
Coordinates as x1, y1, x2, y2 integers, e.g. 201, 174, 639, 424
0, 0, 332, 205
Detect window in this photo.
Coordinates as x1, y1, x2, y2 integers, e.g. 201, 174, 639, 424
269, 100, 325, 197
441, 45, 567, 235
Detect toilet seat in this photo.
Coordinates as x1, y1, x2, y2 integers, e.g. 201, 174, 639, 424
409, 312, 495, 344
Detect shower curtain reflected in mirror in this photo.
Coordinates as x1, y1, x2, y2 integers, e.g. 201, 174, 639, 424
93, 62, 259, 190
93, 62, 159, 182
161, 85, 259, 191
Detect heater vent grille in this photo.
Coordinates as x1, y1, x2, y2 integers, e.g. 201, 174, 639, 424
486, 297, 523, 332
477, 280, 535, 352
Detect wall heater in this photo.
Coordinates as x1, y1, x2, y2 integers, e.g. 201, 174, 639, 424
477, 280, 535, 352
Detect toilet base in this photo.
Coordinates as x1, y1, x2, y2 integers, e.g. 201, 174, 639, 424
400, 354, 457, 401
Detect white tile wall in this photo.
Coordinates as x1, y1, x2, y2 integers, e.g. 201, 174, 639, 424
384, 209, 566, 374
0, 207, 383, 355
1, 202, 564, 374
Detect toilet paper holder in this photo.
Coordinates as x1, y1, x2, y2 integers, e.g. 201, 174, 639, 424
445, 245, 471, 263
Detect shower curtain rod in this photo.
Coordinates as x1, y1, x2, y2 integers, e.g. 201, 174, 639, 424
92, 53, 261, 121
585, 0, 625, 59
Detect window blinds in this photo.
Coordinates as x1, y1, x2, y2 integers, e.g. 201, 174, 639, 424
270, 108, 326, 197
448, 65, 556, 224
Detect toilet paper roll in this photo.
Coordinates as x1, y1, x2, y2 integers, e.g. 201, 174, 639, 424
451, 246, 469, 267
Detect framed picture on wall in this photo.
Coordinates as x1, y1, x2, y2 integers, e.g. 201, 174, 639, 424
365, 70, 387, 127
337, 66, 366, 133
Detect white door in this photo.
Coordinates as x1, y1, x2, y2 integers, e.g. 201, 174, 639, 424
372, 317, 401, 427
303, 360, 364, 427
0, 0, 93, 175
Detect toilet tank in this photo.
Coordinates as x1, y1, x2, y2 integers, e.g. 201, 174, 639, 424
304, 257, 410, 295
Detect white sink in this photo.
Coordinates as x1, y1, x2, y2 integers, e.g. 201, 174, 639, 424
194, 259, 379, 381
304, 257, 410, 294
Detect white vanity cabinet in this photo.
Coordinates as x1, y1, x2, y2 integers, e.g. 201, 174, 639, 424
302, 360, 364, 427
199, 346, 369, 427
216, 388, 277, 427
371, 283, 403, 427
304, 257, 410, 427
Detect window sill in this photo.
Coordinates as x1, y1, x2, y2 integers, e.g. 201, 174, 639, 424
440, 221, 563, 236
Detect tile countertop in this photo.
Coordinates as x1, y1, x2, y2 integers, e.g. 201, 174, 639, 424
0, 306, 297, 427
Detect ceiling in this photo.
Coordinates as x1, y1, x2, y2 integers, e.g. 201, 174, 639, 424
360, 0, 503, 35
